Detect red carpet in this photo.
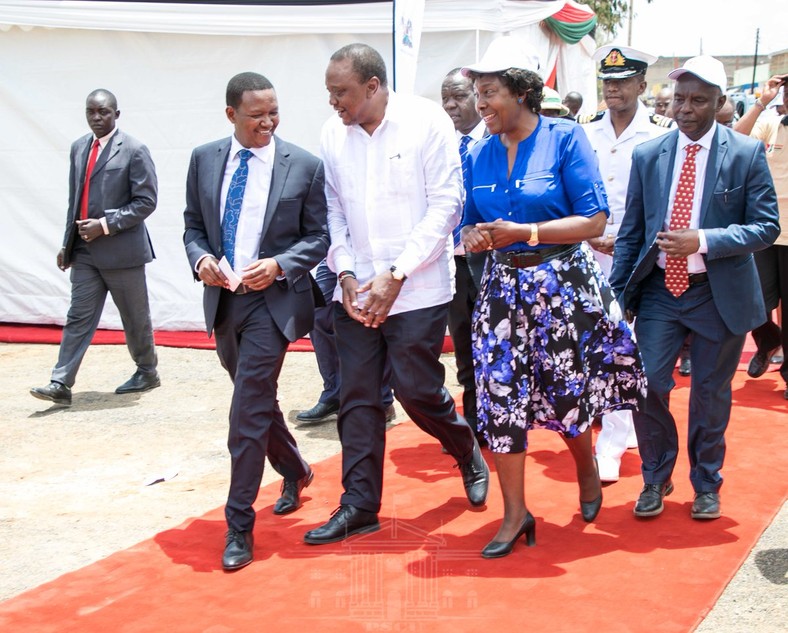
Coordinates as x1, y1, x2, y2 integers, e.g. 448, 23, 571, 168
0, 323, 456, 353
0, 370, 785, 632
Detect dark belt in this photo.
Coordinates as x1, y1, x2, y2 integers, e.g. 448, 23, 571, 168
653, 268, 709, 286
492, 243, 580, 268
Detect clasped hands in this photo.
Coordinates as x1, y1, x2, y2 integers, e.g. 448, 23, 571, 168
461, 219, 523, 252
341, 271, 403, 329
198, 256, 282, 290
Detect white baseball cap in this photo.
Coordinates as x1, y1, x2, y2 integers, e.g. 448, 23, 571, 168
668, 55, 727, 93
461, 36, 540, 76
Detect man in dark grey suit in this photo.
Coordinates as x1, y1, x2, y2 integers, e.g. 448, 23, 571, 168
610, 56, 779, 521
31, 89, 159, 406
183, 72, 328, 571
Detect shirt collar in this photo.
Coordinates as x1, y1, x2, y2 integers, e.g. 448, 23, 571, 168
230, 135, 276, 164
93, 127, 118, 146
678, 122, 716, 153
457, 119, 487, 142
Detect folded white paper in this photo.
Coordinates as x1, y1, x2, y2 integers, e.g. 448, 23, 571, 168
218, 256, 243, 291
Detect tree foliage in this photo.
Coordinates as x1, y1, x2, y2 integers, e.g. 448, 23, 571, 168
577, 0, 654, 37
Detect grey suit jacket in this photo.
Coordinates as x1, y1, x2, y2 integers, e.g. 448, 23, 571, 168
183, 136, 328, 340
63, 130, 157, 269
610, 124, 780, 335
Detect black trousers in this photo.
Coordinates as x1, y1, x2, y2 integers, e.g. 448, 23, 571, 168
215, 290, 310, 532
752, 244, 788, 384
334, 301, 475, 513
447, 253, 486, 426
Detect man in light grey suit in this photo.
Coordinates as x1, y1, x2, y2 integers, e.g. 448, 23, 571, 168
610, 56, 779, 521
183, 72, 328, 571
31, 89, 159, 406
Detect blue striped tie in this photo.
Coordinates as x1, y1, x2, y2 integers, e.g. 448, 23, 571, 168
221, 148, 252, 268
453, 135, 472, 249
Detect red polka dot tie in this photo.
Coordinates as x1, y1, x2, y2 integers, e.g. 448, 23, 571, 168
665, 143, 701, 297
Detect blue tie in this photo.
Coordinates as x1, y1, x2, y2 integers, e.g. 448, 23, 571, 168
453, 135, 472, 249
221, 148, 252, 269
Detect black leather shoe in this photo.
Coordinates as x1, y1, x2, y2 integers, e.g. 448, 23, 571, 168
222, 529, 253, 571
296, 401, 339, 423
458, 437, 490, 507
481, 512, 536, 559
678, 357, 691, 376
115, 371, 160, 394
748, 347, 779, 378
691, 492, 721, 520
304, 505, 380, 545
30, 381, 72, 406
580, 459, 603, 522
273, 469, 314, 515
633, 480, 674, 517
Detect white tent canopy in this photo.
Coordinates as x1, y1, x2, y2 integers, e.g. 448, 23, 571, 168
0, 0, 596, 331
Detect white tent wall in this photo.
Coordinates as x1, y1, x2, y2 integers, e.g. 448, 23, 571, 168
0, 0, 595, 331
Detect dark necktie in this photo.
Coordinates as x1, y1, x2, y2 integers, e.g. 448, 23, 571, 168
665, 143, 701, 297
454, 135, 472, 250
221, 149, 252, 269
80, 139, 101, 221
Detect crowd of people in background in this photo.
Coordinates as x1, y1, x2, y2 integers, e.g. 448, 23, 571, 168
29, 35, 784, 571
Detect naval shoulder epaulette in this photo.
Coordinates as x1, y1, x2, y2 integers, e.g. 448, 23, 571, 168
578, 111, 605, 124
650, 113, 675, 128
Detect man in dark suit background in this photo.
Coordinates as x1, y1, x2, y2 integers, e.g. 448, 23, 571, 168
183, 72, 328, 570
31, 89, 159, 406
610, 56, 779, 521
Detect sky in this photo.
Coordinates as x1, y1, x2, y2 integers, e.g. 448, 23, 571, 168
614, 0, 784, 58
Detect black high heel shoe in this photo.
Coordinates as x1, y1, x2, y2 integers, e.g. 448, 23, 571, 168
580, 458, 603, 522
481, 512, 536, 559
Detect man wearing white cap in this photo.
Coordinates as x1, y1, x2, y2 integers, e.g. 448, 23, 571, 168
580, 45, 672, 483
610, 56, 779, 520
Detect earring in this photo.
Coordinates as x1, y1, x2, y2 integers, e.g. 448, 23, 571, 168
517, 98, 524, 104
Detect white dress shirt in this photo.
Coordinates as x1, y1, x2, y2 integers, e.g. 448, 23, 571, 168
220, 136, 275, 275
321, 91, 463, 315
658, 124, 716, 273
454, 119, 487, 255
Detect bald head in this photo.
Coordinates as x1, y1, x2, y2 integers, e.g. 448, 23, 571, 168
716, 97, 735, 128
654, 87, 672, 116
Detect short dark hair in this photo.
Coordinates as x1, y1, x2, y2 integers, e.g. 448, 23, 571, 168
467, 68, 544, 114
226, 72, 274, 109
330, 43, 388, 88
87, 89, 117, 109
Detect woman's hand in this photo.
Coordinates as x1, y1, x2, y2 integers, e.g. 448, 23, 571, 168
461, 224, 494, 253
474, 219, 527, 250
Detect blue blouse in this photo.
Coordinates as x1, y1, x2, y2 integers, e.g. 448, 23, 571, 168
462, 116, 609, 252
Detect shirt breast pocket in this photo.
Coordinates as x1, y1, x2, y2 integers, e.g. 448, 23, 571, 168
514, 170, 555, 197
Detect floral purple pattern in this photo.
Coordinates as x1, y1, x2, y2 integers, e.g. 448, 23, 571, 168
473, 244, 647, 453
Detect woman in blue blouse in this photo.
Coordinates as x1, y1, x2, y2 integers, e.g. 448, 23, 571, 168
460, 40, 646, 558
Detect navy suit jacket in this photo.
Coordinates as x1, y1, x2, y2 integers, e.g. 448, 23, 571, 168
609, 124, 779, 336
63, 130, 157, 269
183, 136, 328, 340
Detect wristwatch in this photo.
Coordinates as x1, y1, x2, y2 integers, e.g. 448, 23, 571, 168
527, 223, 540, 247
390, 265, 407, 282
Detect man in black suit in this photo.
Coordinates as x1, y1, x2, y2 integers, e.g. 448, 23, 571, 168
183, 72, 328, 570
610, 56, 779, 521
31, 89, 159, 406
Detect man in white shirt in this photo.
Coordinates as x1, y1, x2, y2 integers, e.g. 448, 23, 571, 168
441, 67, 487, 442
610, 56, 779, 521
304, 43, 489, 545
580, 45, 672, 483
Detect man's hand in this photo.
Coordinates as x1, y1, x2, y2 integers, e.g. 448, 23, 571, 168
656, 228, 700, 258
241, 258, 282, 291
197, 256, 229, 288
588, 235, 615, 256
56, 247, 69, 271
356, 271, 404, 328
76, 219, 103, 243
461, 224, 494, 253
340, 276, 365, 324
760, 74, 786, 108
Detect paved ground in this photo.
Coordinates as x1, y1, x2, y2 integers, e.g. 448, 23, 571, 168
1, 342, 785, 630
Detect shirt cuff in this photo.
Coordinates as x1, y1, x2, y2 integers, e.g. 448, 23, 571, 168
195, 254, 212, 274
697, 229, 708, 254
100, 217, 109, 235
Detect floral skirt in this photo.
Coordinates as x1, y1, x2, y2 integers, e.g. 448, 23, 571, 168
473, 243, 647, 453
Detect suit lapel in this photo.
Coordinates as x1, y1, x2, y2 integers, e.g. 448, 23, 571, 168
700, 126, 726, 225
91, 131, 122, 178
657, 132, 678, 225
260, 138, 291, 242
212, 140, 232, 228
73, 136, 93, 213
